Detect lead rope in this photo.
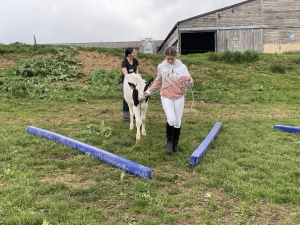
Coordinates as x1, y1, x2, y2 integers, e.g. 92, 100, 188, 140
148, 83, 172, 96
176, 78, 194, 113
187, 85, 194, 113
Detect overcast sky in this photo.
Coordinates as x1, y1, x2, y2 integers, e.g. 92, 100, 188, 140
1, 0, 245, 44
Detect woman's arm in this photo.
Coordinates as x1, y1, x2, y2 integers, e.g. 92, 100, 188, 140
180, 75, 194, 87
144, 64, 163, 96
180, 65, 194, 87
122, 68, 128, 76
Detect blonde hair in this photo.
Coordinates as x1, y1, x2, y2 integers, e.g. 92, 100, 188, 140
164, 46, 177, 57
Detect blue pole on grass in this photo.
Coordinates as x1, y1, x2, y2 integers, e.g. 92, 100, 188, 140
273, 124, 300, 133
26, 126, 152, 180
189, 122, 222, 166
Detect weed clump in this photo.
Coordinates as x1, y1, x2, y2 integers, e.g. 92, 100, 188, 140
269, 64, 286, 74
292, 58, 300, 64
206, 52, 220, 61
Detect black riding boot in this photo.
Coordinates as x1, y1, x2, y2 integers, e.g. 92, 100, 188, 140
166, 123, 174, 154
123, 111, 130, 123
173, 127, 182, 155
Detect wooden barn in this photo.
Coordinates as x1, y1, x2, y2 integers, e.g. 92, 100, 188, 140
157, 0, 300, 54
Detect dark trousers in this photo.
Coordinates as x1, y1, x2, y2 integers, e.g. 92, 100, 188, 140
123, 98, 129, 112
120, 83, 129, 112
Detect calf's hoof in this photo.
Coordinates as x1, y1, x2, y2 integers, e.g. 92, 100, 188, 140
136, 134, 141, 144
130, 124, 134, 130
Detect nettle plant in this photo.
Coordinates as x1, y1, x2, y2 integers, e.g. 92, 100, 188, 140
85, 68, 120, 87
83, 68, 121, 98
11, 47, 82, 80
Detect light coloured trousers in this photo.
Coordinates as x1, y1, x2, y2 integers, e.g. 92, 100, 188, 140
161, 96, 184, 128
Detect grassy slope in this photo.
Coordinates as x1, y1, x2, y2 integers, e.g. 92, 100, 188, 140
1, 44, 300, 224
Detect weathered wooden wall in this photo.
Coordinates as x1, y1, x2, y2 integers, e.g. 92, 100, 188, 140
262, 0, 300, 52
179, 0, 261, 28
217, 29, 263, 52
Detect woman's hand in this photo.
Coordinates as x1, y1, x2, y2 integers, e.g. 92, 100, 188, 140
180, 76, 191, 82
143, 92, 148, 97
139, 94, 146, 101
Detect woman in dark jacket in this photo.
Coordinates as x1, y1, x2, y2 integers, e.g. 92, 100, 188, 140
120, 47, 139, 123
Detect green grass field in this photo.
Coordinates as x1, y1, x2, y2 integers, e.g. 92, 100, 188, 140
1, 44, 300, 224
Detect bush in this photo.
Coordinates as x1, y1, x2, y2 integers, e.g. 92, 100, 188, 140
270, 64, 286, 74
221, 50, 234, 63
243, 50, 259, 62
206, 52, 220, 61
232, 51, 243, 63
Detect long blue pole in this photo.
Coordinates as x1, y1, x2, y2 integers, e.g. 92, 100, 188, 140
27, 126, 152, 179
273, 124, 300, 133
189, 122, 222, 166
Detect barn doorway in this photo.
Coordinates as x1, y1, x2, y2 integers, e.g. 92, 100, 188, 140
180, 32, 215, 55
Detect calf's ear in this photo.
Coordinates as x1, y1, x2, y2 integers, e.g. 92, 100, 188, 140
128, 82, 136, 89
144, 78, 154, 91
132, 89, 139, 106
146, 78, 154, 86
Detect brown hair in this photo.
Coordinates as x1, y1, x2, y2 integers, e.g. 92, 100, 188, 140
164, 46, 177, 57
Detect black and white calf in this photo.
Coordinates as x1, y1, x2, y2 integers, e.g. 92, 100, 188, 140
124, 73, 153, 143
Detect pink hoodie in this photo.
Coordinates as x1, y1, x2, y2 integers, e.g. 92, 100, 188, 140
146, 58, 194, 98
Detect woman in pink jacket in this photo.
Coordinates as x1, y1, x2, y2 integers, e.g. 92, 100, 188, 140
144, 46, 194, 154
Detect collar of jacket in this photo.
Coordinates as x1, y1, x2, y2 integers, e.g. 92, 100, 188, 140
163, 58, 182, 67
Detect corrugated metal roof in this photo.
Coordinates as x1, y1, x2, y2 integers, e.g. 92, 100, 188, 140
56, 40, 164, 50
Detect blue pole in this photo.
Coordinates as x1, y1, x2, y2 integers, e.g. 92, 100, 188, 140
189, 122, 222, 166
27, 126, 152, 180
273, 124, 300, 133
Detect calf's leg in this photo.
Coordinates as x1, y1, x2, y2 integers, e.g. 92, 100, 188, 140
133, 106, 141, 143
141, 108, 146, 136
128, 104, 134, 130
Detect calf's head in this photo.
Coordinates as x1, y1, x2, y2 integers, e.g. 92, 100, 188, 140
128, 78, 153, 107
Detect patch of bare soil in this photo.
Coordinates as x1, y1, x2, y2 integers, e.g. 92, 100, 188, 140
0, 58, 16, 69
74, 51, 120, 74
74, 50, 157, 75
42, 173, 96, 188
137, 58, 157, 75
